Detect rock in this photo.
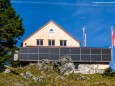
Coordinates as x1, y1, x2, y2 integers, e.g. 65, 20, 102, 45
77, 74, 85, 80
20, 73, 24, 77
54, 55, 75, 76
41, 59, 50, 64
42, 65, 49, 70
64, 72, 70, 76
37, 63, 42, 70
46, 74, 52, 78
38, 76, 43, 82
49, 66, 53, 71
20, 73, 26, 79
20, 72, 32, 79
25, 71, 32, 79
4, 68, 11, 73
55, 75, 65, 80
38, 76, 44, 85
41, 71, 46, 77
32, 76, 38, 82
16, 81, 24, 86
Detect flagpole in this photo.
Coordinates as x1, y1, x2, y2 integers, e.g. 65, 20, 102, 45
83, 27, 86, 47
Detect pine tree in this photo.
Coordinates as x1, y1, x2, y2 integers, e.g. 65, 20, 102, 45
0, 0, 25, 65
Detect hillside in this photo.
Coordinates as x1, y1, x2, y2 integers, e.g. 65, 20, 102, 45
0, 63, 115, 86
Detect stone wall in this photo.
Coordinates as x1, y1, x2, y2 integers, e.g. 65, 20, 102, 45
75, 64, 109, 74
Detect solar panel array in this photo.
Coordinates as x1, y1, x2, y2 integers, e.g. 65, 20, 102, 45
18, 47, 111, 62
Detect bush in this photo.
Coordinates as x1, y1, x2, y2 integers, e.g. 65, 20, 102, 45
0, 64, 5, 72
103, 67, 115, 77
11, 60, 20, 67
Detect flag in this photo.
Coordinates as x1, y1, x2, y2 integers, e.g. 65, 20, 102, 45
112, 27, 115, 46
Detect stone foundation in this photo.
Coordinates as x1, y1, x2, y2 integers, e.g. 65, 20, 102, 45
75, 64, 109, 74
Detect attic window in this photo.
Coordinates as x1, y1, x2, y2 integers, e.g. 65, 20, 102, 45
60, 40, 66, 46
37, 39, 43, 46
48, 40, 55, 46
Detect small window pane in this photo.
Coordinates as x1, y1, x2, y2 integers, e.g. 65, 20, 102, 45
37, 40, 39, 45
41, 40, 43, 45
48, 40, 51, 46
60, 41, 63, 46
64, 41, 66, 46
52, 40, 55, 46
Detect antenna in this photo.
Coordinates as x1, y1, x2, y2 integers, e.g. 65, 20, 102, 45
83, 27, 86, 47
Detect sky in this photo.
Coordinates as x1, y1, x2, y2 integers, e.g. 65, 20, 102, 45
11, 0, 115, 69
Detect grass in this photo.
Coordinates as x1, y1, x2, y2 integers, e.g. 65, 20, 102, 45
0, 64, 115, 86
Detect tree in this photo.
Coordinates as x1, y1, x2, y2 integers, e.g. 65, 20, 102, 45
0, 0, 25, 65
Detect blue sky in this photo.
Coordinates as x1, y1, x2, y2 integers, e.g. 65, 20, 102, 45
11, 0, 115, 69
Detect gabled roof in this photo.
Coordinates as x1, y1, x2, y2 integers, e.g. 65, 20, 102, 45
23, 20, 80, 43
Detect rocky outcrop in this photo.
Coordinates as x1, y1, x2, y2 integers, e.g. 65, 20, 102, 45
54, 55, 75, 76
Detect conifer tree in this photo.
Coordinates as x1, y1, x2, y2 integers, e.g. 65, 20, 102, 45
0, 0, 24, 65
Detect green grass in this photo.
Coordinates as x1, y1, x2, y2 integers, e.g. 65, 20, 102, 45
0, 64, 115, 86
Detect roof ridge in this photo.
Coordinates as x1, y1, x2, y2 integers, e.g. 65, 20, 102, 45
23, 20, 80, 44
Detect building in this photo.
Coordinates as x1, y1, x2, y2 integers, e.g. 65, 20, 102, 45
15, 20, 112, 74
22, 20, 80, 47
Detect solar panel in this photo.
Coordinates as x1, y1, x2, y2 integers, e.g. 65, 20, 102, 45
69, 55, 80, 61
91, 49, 101, 54
18, 47, 111, 62
49, 54, 59, 60
49, 48, 59, 54
81, 55, 90, 61
91, 55, 101, 61
19, 47, 28, 53
60, 48, 70, 54
81, 48, 90, 54
102, 55, 111, 61
39, 54, 49, 60
18, 54, 28, 61
28, 54, 38, 60
39, 48, 49, 53
102, 49, 111, 54
28, 48, 38, 53
70, 48, 80, 54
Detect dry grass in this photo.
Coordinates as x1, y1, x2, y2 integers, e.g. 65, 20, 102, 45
0, 65, 115, 86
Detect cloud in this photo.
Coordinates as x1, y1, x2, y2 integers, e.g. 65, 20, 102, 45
92, 1, 115, 4
11, 0, 99, 6
11, 1, 76, 5
11, 1, 115, 6
11, 1, 73, 6
92, 1, 115, 6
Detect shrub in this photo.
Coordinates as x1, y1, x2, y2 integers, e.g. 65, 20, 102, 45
103, 67, 115, 77
11, 60, 20, 67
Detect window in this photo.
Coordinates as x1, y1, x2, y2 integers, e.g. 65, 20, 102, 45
25, 43, 26, 46
60, 40, 66, 46
75, 63, 79, 70
37, 39, 43, 45
48, 40, 55, 46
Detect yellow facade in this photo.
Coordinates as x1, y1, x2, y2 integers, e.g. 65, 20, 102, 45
22, 20, 80, 47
